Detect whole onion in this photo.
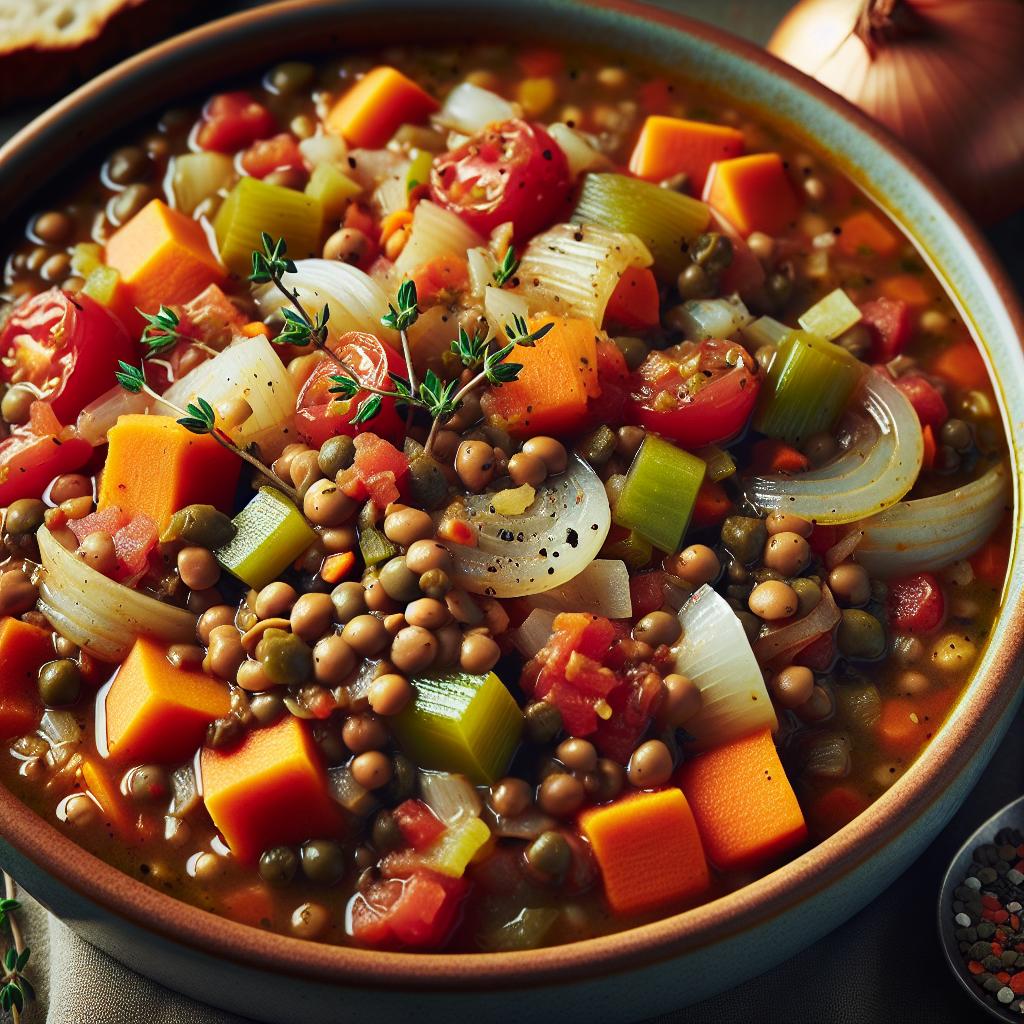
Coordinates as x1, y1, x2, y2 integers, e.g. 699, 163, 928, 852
769, 0, 1024, 222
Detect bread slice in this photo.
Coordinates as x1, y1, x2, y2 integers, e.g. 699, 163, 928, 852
0, 0, 195, 108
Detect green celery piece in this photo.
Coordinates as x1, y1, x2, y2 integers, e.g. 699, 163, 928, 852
573, 172, 710, 280
601, 529, 654, 572
358, 525, 398, 567
70, 242, 103, 277
82, 265, 121, 308
214, 176, 323, 275
695, 444, 736, 482
391, 670, 523, 785
405, 149, 434, 193
305, 163, 362, 223
484, 907, 561, 952
613, 434, 706, 553
215, 486, 316, 589
754, 329, 866, 445
797, 288, 862, 341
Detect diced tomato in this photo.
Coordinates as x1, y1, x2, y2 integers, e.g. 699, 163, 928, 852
749, 439, 808, 476
195, 91, 276, 153
894, 373, 948, 429
393, 799, 446, 850
593, 670, 663, 763
68, 506, 128, 545
921, 423, 937, 471
296, 332, 407, 448
604, 267, 660, 332
861, 297, 912, 362
626, 340, 760, 448
240, 133, 304, 179
349, 869, 468, 950
353, 432, 409, 507
630, 571, 666, 619
111, 514, 158, 585
410, 255, 469, 307
888, 573, 946, 634
808, 524, 838, 557
430, 119, 571, 240
690, 479, 732, 529
0, 428, 92, 505
0, 289, 138, 425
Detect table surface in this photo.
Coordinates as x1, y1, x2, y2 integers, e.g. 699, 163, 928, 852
2, 2, 1022, 1021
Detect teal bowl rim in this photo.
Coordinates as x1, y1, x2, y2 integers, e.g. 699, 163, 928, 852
0, 0, 1022, 990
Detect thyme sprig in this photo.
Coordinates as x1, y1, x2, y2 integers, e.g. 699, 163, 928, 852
139, 305, 216, 359
492, 246, 519, 288
1, 875, 32, 1023
114, 361, 299, 503
380, 277, 421, 428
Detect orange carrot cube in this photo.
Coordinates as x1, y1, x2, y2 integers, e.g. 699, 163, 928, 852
326, 66, 439, 149
629, 115, 745, 192
0, 618, 52, 739
836, 209, 900, 257
81, 757, 136, 837
703, 153, 801, 236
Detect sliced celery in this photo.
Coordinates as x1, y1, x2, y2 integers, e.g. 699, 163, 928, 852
601, 529, 653, 572
420, 816, 491, 877
70, 242, 103, 277
305, 163, 361, 224
797, 288, 861, 341
215, 176, 323, 275
215, 486, 316, 588
740, 315, 791, 350
406, 149, 434, 193
391, 670, 523, 784
696, 444, 736, 482
358, 525, 398, 567
82, 265, 121, 308
573, 172, 711, 280
754, 330, 866, 445
613, 434, 706, 553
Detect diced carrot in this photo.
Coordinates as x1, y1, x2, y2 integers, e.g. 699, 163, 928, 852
105, 199, 224, 315
80, 757, 135, 837
690, 479, 732, 529
580, 788, 710, 914
240, 321, 271, 339
321, 551, 357, 584
437, 518, 477, 547
411, 254, 470, 307
0, 618, 52, 739
603, 266, 660, 331
750, 438, 809, 475
876, 690, 951, 757
488, 315, 600, 436
879, 273, 931, 307
218, 882, 276, 929
517, 48, 563, 78
629, 115, 744, 192
325, 66, 439, 149
806, 784, 870, 838
29, 399, 62, 437
379, 208, 414, 245
971, 529, 1011, 590
703, 153, 801, 237
104, 636, 231, 764
201, 715, 342, 864
678, 728, 807, 871
921, 423, 936, 471
836, 209, 900, 258
932, 339, 989, 391
97, 415, 240, 533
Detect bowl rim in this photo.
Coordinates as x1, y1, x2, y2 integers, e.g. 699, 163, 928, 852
1, 0, 1023, 990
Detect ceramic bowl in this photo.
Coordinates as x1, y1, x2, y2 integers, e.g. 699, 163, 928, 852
1, 2, 1022, 1021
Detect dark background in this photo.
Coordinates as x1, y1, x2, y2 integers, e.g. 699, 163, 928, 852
3, 2, 1021, 1021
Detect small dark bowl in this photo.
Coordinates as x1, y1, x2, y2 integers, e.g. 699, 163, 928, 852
938, 794, 1024, 1023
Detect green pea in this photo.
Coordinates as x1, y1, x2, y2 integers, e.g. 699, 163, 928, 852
676, 263, 713, 300
721, 516, 767, 566
259, 845, 299, 886
267, 61, 315, 96
524, 701, 562, 745
690, 232, 733, 276
419, 568, 451, 599
163, 504, 236, 548
37, 659, 82, 707
790, 577, 822, 617
371, 809, 402, 854
256, 629, 313, 686
837, 609, 886, 660
206, 715, 244, 749
525, 831, 571, 883
613, 336, 650, 371
378, 556, 421, 602
301, 839, 346, 885
5, 498, 46, 537
405, 452, 448, 511
318, 435, 355, 479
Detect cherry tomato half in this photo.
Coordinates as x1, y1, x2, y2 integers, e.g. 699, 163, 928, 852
625, 339, 760, 448
296, 332, 407, 448
429, 118, 571, 240
195, 92, 277, 153
0, 289, 137, 427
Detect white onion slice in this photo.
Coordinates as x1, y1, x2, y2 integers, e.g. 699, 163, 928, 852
467, 247, 499, 298
484, 285, 529, 338
744, 370, 923, 525
513, 608, 557, 658
76, 385, 153, 445
445, 453, 611, 598
546, 123, 609, 179
854, 461, 1010, 578
525, 559, 631, 618
371, 161, 410, 219
673, 294, 753, 341
394, 200, 484, 275
419, 771, 483, 825
255, 257, 398, 346
434, 82, 517, 135
39, 710, 82, 748
37, 527, 197, 662
516, 222, 652, 325
163, 335, 298, 459
170, 152, 235, 215
674, 584, 777, 751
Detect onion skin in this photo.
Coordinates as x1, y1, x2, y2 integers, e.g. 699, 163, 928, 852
769, 0, 1024, 222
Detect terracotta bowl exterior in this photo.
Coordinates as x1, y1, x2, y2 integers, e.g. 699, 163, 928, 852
1, 2, 1022, 1021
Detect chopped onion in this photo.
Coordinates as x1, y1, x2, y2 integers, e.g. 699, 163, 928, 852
163, 335, 297, 459
525, 559, 631, 618
76, 385, 153, 445
345, 147, 407, 191
298, 132, 348, 170
753, 585, 841, 669
39, 710, 81, 748
513, 608, 557, 658
467, 247, 499, 298
674, 584, 777, 751
371, 161, 411, 219
446, 453, 611, 598
797, 288, 861, 341
37, 526, 197, 662
516, 222, 652, 325
419, 771, 483, 825
170, 152, 236, 215
547, 123, 609, 179
485, 805, 557, 840
327, 765, 379, 816
673, 294, 753, 341
169, 764, 200, 818
854, 461, 1010, 578
824, 529, 862, 570
434, 82, 517, 134
484, 285, 529, 338
255, 257, 398, 346
394, 200, 484, 275
744, 369, 923, 525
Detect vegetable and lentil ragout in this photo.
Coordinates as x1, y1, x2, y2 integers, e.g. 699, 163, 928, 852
0, 43, 1011, 953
